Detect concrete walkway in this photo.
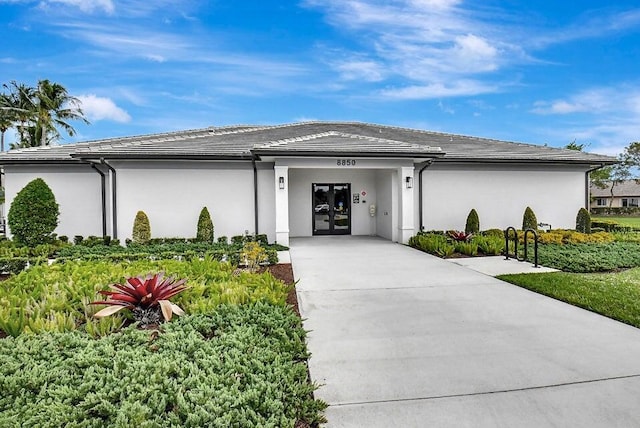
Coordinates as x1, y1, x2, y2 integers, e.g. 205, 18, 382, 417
291, 236, 640, 427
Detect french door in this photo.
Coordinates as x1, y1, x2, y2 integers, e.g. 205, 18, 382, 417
312, 183, 351, 235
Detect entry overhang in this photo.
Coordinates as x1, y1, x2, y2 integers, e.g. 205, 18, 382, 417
251, 131, 445, 161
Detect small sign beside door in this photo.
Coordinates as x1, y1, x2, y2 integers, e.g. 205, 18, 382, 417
353, 193, 360, 204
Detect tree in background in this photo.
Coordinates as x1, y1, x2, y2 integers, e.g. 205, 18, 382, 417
565, 140, 586, 151
0, 92, 13, 152
1, 80, 88, 149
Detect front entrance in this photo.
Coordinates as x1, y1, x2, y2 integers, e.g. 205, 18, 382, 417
313, 183, 351, 235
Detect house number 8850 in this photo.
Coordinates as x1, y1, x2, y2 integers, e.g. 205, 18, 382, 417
337, 159, 356, 166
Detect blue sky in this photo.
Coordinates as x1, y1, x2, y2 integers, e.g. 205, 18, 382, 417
1, 0, 639, 155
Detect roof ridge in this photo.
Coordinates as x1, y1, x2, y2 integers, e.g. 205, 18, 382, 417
254, 130, 442, 152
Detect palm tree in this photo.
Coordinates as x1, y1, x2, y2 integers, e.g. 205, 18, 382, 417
2, 80, 89, 148
0, 92, 12, 152
33, 79, 88, 147
3, 81, 36, 148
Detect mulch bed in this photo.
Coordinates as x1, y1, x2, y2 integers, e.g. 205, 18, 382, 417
263, 263, 301, 317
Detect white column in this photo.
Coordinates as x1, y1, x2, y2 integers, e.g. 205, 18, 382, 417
398, 166, 415, 244
274, 166, 290, 246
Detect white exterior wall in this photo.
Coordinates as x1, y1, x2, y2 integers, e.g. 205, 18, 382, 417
4, 165, 103, 238
114, 161, 257, 241
288, 168, 380, 237
374, 170, 395, 241
257, 167, 276, 242
420, 163, 588, 231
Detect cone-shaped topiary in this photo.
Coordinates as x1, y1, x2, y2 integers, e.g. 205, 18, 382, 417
576, 208, 591, 234
465, 209, 480, 234
522, 206, 538, 231
196, 207, 214, 243
132, 211, 151, 244
8, 178, 59, 246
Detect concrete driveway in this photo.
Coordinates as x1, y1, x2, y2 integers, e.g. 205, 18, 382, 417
291, 236, 640, 427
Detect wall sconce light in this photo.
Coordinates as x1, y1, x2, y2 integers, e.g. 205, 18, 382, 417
279, 176, 285, 189
405, 176, 413, 189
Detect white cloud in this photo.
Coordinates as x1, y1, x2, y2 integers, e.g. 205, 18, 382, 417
336, 60, 385, 82
380, 80, 498, 100
531, 88, 618, 115
77, 94, 131, 123
47, 0, 114, 13
530, 84, 640, 156
304, 0, 523, 99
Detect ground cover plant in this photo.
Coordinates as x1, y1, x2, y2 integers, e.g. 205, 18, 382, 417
497, 268, 640, 329
0, 304, 326, 427
593, 216, 640, 228
409, 231, 504, 257
0, 258, 290, 337
0, 238, 282, 274
525, 242, 640, 273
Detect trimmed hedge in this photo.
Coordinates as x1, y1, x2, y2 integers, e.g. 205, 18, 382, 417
0, 305, 326, 427
7, 178, 59, 246
465, 209, 480, 234
132, 211, 151, 244
576, 208, 591, 234
522, 206, 537, 231
196, 207, 214, 243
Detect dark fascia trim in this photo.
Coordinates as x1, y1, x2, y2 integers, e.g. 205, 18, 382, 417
250, 150, 445, 159
434, 157, 618, 166
70, 153, 255, 161
0, 159, 85, 165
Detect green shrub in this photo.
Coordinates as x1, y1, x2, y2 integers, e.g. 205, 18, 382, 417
0, 305, 327, 427
465, 209, 480, 234
132, 211, 151, 244
482, 228, 505, 239
217, 236, 228, 244
73, 235, 83, 245
473, 235, 504, 255
576, 208, 591, 233
231, 235, 245, 245
538, 230, 613, 245
196, 207, 214, 243
522, 206, 538, 231
58, 235, 68, 243
455, 241, 478, 256
409, 233, 455, 257
7, 178, 59, 247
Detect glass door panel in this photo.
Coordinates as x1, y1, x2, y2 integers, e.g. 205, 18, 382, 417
313, 183, 351, 235
332, 184, 350, 233
313, 184, 330, 233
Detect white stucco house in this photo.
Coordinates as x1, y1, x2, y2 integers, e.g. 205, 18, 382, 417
0, 122, 616, 245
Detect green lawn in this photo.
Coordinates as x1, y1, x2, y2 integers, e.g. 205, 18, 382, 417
593, 216, 640, 227
498, 268, 640, 328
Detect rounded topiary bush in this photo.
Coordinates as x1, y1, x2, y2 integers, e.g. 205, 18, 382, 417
576, 207, 591, 234
8, 178, 59, 246
132, 211, 151, 244
465, 209, 480, 234
522, 206, 538, 231
196, 207, 214, 243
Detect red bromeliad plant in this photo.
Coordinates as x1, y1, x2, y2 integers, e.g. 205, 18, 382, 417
448, 230, 473, 242
91, 273, 187, 327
